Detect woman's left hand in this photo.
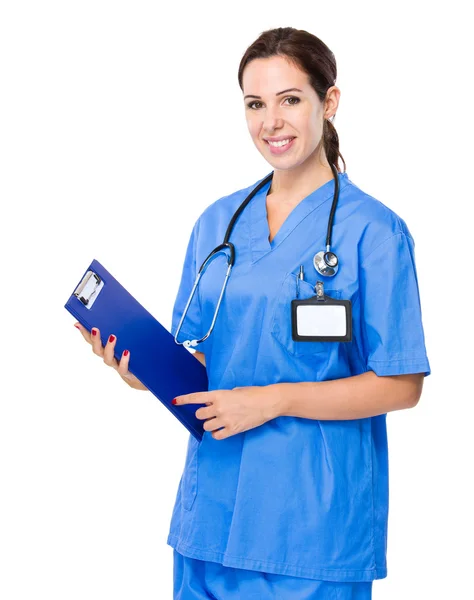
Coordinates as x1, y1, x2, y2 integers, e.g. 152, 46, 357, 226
172, 386, 282, 440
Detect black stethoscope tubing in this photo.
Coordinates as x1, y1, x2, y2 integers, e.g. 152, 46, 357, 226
174, 163, 341, 347
196, 162, 340, 275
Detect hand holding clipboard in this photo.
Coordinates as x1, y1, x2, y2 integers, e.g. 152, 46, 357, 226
64, 259, 209, 442
73, 323, 151, 391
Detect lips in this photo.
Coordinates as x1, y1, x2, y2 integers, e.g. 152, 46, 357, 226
265, 137, 296, 155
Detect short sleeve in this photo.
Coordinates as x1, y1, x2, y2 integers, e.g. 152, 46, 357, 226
170, 217, 207, 351
358, 232, 431, 377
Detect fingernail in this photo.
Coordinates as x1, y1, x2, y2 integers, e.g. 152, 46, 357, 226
171, 399, 177, 405
109, 335, 115, 343
123, 350, 129, 356
92, 329, 97, 336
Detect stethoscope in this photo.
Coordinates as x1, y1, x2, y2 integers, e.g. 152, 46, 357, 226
174, 162, 341, 348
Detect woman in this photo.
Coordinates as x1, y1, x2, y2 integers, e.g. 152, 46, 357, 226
76, 27, 431, 599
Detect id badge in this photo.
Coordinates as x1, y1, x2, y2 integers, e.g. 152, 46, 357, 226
291, 281, 352, 342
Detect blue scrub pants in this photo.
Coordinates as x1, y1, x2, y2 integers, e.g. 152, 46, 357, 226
173, 549, 373, 599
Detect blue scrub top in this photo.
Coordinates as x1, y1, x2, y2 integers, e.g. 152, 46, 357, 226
166, 171, 431, 583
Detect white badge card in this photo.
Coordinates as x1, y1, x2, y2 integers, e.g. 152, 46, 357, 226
291, 283, 352, 342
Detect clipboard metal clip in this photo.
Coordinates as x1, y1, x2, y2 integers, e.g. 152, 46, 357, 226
74, 270, 104, 309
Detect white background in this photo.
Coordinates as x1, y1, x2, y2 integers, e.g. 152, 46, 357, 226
1, 1, 472, 598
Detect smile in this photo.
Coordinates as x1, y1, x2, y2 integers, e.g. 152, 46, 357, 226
267, 137, 294, 147
265, 137, 296, 155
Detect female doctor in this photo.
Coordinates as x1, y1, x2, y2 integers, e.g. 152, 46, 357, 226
75, 27, 431, 600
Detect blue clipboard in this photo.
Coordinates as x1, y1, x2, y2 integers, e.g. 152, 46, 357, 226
64, 258, 208, 442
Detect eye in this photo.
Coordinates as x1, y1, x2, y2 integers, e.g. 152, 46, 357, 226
246, 96, 301, 109
247, 100, 262, 110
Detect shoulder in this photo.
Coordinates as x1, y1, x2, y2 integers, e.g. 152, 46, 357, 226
342, 174, 414, 260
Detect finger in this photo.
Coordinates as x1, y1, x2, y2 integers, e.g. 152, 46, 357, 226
90, 327, 105, 357
173, 392, 213, 406
117, 348, 133, 379
195, 405, 217, 421
203, 417, 224, 432
74, 322, 93, 345
211, 427, 229, 440
103, 333, 119, 368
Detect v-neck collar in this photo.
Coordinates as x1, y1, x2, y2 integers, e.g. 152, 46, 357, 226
249, 171, 349, 263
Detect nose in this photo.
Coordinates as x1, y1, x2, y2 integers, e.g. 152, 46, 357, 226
261, 104, 285, 134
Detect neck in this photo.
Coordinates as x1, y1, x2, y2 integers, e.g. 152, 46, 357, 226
268, 153, 335, 197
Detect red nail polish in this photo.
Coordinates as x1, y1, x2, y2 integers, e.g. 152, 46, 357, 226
172, 399, 177, 405
123, 350, 129, 356
92, 329, 97, 336
109, 335, 115, 343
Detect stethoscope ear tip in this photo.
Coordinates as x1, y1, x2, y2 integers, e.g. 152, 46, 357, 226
184, 340, 199, 348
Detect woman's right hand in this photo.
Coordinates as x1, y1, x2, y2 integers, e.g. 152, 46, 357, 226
74, 323, 149, 391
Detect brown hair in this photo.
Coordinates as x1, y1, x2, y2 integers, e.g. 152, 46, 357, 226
238, 27, 346, 173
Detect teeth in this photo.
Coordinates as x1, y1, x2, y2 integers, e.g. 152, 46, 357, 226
268, 138, 293, 147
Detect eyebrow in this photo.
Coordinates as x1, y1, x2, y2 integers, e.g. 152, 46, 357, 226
243, 87, 303, 100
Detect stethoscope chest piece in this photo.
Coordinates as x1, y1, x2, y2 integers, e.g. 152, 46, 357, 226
313, 250, 339, 277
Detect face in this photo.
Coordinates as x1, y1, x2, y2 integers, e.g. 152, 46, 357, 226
242, 55, 339, 171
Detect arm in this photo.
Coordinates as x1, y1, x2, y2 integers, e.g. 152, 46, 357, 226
270, 371, 424, 421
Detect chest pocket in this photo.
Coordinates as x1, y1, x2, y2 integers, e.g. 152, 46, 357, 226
270, 271, 342, 356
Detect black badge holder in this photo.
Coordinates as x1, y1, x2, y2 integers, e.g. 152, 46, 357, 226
291, 281, 352, 342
